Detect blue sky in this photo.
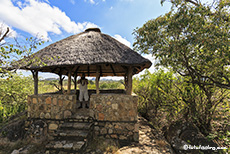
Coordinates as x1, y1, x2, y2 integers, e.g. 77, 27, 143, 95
0, 0, 171, 79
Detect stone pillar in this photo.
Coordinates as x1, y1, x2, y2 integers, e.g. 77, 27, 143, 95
91, 94, 139, 142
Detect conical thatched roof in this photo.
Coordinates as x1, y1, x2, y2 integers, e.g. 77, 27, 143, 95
17, 28, 151, 77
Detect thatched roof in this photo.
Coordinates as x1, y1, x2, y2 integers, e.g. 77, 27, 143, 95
16, 28, 152, 77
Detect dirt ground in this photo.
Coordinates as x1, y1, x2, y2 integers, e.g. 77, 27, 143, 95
115, 116, 175, 154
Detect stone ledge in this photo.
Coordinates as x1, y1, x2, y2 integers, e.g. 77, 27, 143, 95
27, 94, 76, 120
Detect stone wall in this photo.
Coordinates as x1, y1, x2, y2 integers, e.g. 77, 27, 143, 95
27, 94, 77, 120
26, 93, 139, 143
90, 94, 139, 142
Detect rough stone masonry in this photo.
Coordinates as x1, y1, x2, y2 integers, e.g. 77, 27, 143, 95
26, 93, 139, 143
91, 94, 139, 143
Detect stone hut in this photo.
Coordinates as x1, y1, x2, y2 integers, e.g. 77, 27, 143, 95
16, 28, 152, 153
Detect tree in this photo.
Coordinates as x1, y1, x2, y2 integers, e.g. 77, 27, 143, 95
0, 74, 33, 122
133, 0, 230, 133
0, 25, 44, 121
134, 0, 230, 89
0, 25, 44, 76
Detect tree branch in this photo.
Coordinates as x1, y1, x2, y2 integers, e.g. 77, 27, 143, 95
0, 27, 9, 43
184, 0, 199, 6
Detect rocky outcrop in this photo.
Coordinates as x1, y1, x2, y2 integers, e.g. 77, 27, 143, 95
164, 121, 221, 154
0, 112, 27, 141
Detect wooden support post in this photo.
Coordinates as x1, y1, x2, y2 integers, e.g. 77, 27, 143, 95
59, 74, 65, 92
72, 66, 80, 93
99, 65, 103, 76
73, 73, 77, 91
96, 66, 100, 94
67, 69, 72, 94
124, 75, 128, 89
31, 70, 38, 95
126, 66, 133, 95
87, 65, 90, 77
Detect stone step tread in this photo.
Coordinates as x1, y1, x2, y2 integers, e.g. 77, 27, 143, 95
54, 130, 89, 138
60, 122, 93, 130
46, 140, 85, 151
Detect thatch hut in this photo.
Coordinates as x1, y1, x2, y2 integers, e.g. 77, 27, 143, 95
19, 28, 152, 153
17, 28, 151, 95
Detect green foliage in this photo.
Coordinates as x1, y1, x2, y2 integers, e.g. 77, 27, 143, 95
99, 80, 124, 89
133, 0, 230, 135
134, 0, 230, 89
133, 69, 230, 150
0, 35, 45, 77
37, 79, 124, 92
133, 70, 179, 120
0, 74, 33, 122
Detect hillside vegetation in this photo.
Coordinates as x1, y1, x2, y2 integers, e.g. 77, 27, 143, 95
0, 71, 229, 153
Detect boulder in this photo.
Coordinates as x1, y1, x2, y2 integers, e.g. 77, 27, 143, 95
164, 121, 220, 154
1, 120, 25, 141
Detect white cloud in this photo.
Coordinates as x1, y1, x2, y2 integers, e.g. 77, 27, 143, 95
84, 0, 105, 4
121, 0, 134, 1
113, 34, 131, 48
133, 54, 155, 77
89, 0, 95, 4
0, 0, 98, 40
84, 0, 95, 4
0, 22, 17, 38
70, 0, 75, 5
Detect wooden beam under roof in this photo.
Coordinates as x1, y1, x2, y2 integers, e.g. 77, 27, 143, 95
110, 64, 116, 76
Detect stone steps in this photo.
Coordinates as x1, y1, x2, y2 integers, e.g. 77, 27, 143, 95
46, 115, 94, 154
46, 140, 85, 152
54, 130, 89, 141
60, 122, 93, 130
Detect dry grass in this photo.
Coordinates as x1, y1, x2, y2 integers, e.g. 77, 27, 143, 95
155, 139, 168, 148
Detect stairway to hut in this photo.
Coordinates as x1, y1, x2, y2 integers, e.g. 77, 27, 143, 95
46, 110, 94, 154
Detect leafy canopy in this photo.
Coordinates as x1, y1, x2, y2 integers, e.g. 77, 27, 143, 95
134, 0, 230, 89
0, 26, 45, 77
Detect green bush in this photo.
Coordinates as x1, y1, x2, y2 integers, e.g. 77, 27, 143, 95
133, 69, 230, 150
0, 74, 33, 122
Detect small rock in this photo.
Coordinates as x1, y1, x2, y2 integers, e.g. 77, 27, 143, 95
64, 110, 72, 118
63, 143, 73, 149
11, 150, 19, 154
94, 126, 100, 131
45, 151, 50, 154
45, 113, 51, 119
54, 142, 63, 148
108, 129, 113, 134
96, 149, 102, 153
112, 104, 118, 110
49, 123, 58, 130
